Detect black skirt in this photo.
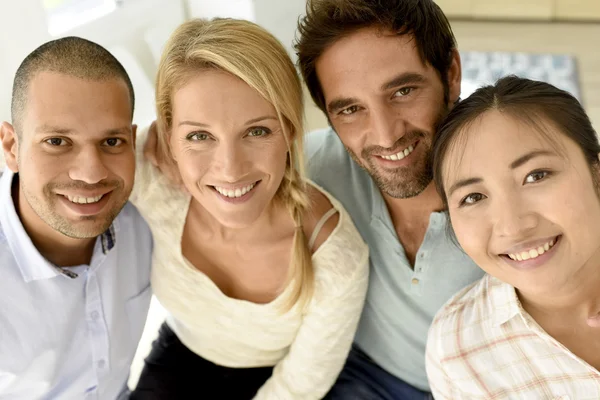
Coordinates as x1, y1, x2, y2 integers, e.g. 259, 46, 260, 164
130, 322, 274, 399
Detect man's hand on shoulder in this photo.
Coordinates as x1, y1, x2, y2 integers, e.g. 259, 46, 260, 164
143, 121, 186, 190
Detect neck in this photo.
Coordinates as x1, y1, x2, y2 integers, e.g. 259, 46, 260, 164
382, 182, 444, 224
191, 197, 288, 243
519, 261, 600, 326
15, 182, 96, 267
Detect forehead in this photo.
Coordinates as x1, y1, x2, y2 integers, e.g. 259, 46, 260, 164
23, 72, 132, 133
443, 111, 573, 181
172, 69, 277, 122
315, 27, 436, 99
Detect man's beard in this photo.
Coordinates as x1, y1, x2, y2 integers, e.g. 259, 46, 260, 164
346, 106, 448, 199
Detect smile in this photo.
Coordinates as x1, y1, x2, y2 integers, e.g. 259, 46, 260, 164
506, 236, 559, 261
213, 182, 257, 199
378, 144, 415, 161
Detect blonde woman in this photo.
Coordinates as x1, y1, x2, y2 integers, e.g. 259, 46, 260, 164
128, 18, 369, 399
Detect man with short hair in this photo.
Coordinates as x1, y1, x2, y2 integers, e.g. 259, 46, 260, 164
0, 37, 152, 399
295, 1, 484, 398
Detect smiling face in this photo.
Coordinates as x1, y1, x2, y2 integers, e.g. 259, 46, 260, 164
315, 27, 460, 198
443, 110, 600, 297
169, 69, 290, 229
4, 72, 135, 239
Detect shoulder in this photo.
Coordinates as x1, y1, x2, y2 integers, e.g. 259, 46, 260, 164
304, 128, 355, 181
302, 184, 339, 252
304, 182, 369, 293
115, 202, 153, 244
427, 275, 494, 355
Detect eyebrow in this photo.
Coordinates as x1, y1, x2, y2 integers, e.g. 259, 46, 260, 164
326, 72, 428, 115
447, 177, 483, 198
327, 97, 360, 115
380, 72, 427, 92
510, 150, 555, 169
36, 125, 131, 136
447, 150, 558, 197
178, 115, 278, 128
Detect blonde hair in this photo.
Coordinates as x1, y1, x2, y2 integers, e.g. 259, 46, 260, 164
156, 18, 313, 312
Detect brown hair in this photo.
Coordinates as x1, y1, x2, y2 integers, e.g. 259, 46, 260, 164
432, 75, 600, 208
11, 36, 134, 132
295, 0, 457, 113
156, 18, 313, 312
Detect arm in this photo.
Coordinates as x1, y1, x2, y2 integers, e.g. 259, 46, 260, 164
131, 123, 183, 207
253, 247, 369, 400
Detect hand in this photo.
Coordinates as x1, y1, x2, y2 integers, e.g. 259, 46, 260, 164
143, 121, 185, 189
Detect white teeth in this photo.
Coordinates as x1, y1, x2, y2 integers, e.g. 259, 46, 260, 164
507, 238, 557, 262
65, 194, 103, 204
214, 183, 256, 198
381, 144, 415, 161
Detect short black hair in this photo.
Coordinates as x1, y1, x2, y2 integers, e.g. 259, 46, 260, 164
295, 0, 457, 113
11, 36, 135, 131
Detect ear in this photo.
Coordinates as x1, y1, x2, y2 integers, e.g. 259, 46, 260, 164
0, 122, 19, 173
447, 49, 462, 106
131, 124, 138, 150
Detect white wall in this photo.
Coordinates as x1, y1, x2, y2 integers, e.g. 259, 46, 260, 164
0, 0, 186, 126
185, 0, 307, 62
0, 1, 51, 123
254, 0, 306, 63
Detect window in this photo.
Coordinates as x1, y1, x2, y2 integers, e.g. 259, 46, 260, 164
43, 0, 118, 36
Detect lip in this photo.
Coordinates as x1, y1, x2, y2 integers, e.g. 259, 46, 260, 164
211, 180, 260, 204
500, 235, 561, 271
57, 191, 113, 217
373, 140, 419, 167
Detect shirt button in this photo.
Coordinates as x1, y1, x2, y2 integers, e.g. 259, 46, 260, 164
91, 311, 99, 320
412, 278, 420, 285
420, 253, 425, 258
97, 359, 105, 369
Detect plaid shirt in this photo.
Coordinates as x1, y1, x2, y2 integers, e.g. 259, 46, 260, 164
426, 275, 600, 399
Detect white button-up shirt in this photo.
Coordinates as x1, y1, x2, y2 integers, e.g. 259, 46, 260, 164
0, 170, 152, 399
426, 275, 600, 399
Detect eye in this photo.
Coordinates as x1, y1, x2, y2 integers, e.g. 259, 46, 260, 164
104, 138, 123, 147
45, 137, 67, 146
340, 105, 360, 116
393, 87, 413, 97
460, 192, 486, 206
524, 170, 550, 184
247, 127, 271, 137
186, 132, 209, 141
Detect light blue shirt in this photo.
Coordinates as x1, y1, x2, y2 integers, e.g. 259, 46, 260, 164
0, 171, 153, 400
305, 128, 485, 391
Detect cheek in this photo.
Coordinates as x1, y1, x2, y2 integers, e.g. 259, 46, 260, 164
260, 146, 288, 180
450, 213, 491, 260
177, 153, 209, 183
332, 120, 365, 149
115, 156, 136, 187
551, 182, 600, 238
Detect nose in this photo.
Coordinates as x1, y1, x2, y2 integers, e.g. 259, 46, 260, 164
68, 146, 109, 184
214, 141, 248, 182
369, 105, 406, 149
493, 194, 538, 238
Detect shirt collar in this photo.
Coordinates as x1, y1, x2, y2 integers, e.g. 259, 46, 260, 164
0, 170, 118, 282
371, 183, 448, 231
486, 275, 522, 326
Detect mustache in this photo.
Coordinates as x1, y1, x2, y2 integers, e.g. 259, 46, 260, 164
46, 180, 122, 192
362, 130, 427, 158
